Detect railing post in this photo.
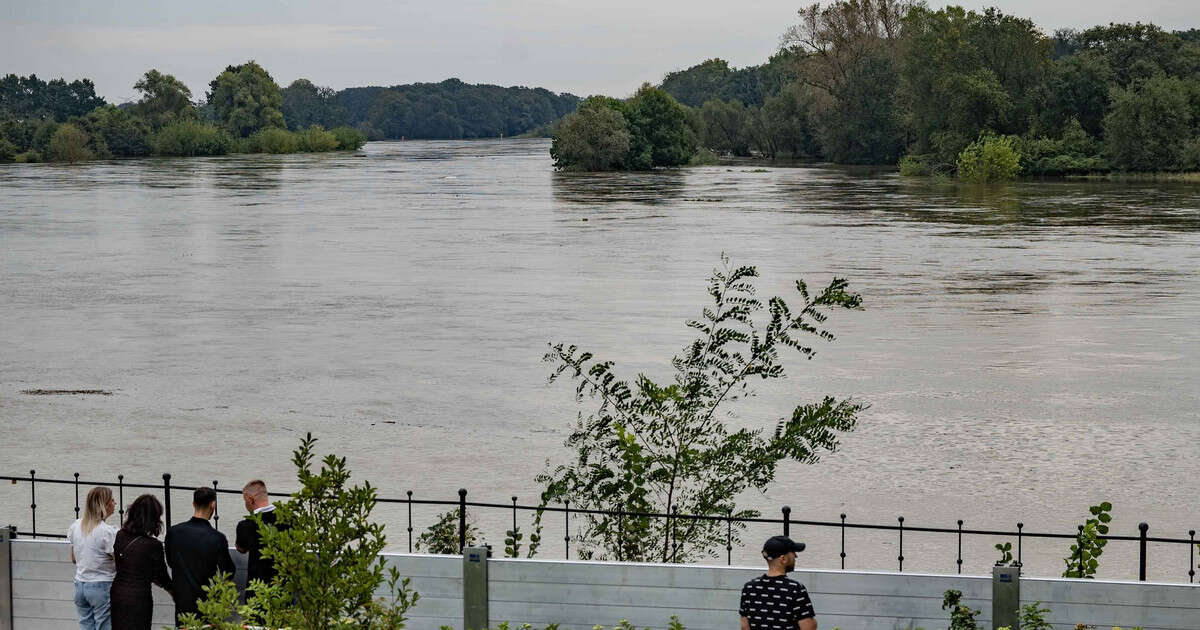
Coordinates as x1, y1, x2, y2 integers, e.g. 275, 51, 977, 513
956, 519, 963, 574
616, 507, 624, 562
457, 488, 467, 553
28, 470, 36, 539
1138, 522, 1149, 581
406, 491, 413, 553
117, 475, 125, 524
212, 480, 219, 530
563, 500, 570, 559
1189, 530, 1196, 584
162, 473, 172, 526
1016, 522, 1023, 566
726, 509, 733, 566
897, 516, 904, 572
839, 513, 846, 569
1185, 528, 1195, 583
73, 473, 80, 520
782, 505, 791, 537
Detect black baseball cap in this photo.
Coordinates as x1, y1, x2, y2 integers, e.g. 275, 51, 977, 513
762, 535, 806, 559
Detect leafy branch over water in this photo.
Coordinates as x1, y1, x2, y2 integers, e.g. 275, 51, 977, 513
538, 255, 866, 562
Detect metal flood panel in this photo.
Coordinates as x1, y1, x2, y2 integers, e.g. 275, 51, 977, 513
993, 565, 1020, 629
462, 547, 488, 630
1, 527, 12, 630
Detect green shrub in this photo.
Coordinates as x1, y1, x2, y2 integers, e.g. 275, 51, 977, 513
47, 123, 94, 163
246, 127, 299, 154
942, 589, 981, 630
15, 150, 42, 163
898, 154, 933, 176
956, 135, 1021, 182
0, 137, 15, 162
296, 125, 339, 152
688, 147, 720, 165
417, 509, 480, 554
153, 121, 234, 156
330, 126, 367, 150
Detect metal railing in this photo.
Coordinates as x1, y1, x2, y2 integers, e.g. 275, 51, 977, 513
3, 470, 1197, 583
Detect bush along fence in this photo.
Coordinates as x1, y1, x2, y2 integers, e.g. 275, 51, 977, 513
2, 471, 1197, 584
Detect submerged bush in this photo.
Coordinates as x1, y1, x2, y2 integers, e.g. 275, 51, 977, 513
898, 154, 933, 176
154, 121, 233, 156
47, 123, 94, 163
297, 125, 339, 152
246, 127, 299, 154
956, 135, 1021, 182
330, 126, 367, 150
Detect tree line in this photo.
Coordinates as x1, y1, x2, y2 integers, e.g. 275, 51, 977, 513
1, 65, 579, 163
554, 1, 1200, 177
0, 63, 366, 163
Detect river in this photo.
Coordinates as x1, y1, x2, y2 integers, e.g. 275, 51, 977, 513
1, 139, 1197, 579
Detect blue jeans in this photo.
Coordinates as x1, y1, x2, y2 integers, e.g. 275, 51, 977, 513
73, 580, 112, 630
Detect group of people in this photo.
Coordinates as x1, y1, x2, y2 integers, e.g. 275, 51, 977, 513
66, 480, 282, 630
69, 480, 819, 630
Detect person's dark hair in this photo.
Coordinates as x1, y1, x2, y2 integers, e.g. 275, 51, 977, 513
121, 494, 164, 537
193, 486, 217, 507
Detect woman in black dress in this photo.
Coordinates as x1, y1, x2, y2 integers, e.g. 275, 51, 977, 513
110, 495, 173, 630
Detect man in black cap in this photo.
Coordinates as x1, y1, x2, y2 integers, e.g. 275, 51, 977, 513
739, 535, 817, 630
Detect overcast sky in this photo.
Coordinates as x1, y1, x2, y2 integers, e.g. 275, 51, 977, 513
2, 1, 1197, 102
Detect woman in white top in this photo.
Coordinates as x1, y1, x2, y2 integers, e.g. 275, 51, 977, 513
67, 486, 118, 630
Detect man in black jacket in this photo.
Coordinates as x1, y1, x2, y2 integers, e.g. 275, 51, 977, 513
165, 487, 236, 623
235, 479, 285, 597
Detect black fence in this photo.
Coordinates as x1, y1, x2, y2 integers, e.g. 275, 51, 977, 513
3, 470, 1197, 584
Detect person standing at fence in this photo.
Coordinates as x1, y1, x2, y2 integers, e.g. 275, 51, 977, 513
739, 536, 817, 630
164, 487, 235, 623
110, 494, 173, 630
67, 486, 118, 630
235, 479, 286, 597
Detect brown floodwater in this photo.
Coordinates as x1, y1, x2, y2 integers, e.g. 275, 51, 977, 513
1, 139, 1197, 579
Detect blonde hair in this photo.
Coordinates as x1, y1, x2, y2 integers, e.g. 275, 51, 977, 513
242, 479, 267, 498
80, 486, 113, 536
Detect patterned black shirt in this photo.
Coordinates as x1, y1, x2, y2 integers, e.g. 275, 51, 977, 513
739, 574, 816, 630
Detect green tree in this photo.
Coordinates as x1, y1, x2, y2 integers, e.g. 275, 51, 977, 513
901, 6, 1050, 162
625, 84, 698, 168
80, 105, 152, 157
699, 99, 751, 156
550, 99, 631, 171
1031, 51, 1114, 138
206, 61, 285, 137
1104, 74, 1195, 170
282, 79, 349, 130
813, 52, 903, 163
133, 69, 197, 130
0, 74, 105, 121
538, 256, 865, 562
759, 83, 820, 159
0, 136, 16, 162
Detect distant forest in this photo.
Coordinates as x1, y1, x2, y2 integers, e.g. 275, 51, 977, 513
0, 66, 581, 162
278, 78, 579, 139
552, 1, 1200, 176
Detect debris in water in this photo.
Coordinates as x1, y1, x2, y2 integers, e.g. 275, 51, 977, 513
21, 389, 112, 396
